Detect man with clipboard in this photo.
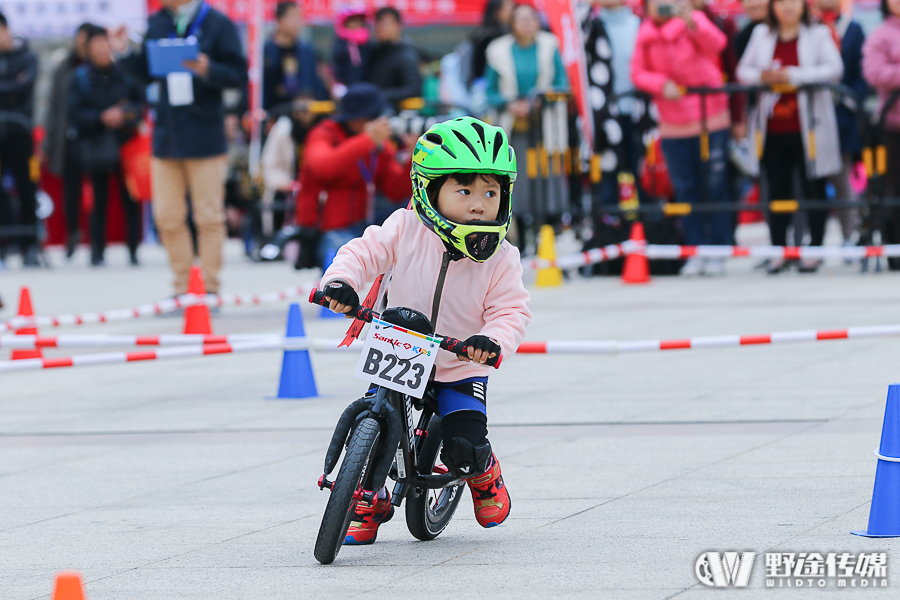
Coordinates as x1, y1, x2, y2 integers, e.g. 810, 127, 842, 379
112, 0, 247, 297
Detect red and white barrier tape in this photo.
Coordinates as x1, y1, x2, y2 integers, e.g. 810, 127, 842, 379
522, 241, 636, 270
517, 324, 900, 354
4, 322, 900, 373
643, 244, 900, 261
0, 333, 285, 349
522, 243, 900, 270
0, 337, 359, 373
0, 282, 318, 332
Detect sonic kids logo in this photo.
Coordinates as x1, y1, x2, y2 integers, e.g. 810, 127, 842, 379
373, 332, 432, 357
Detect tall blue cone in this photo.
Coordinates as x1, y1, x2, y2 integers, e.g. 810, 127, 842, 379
852, 383, 900, 537
320, 247, 342, 319
276, 303, 318, 399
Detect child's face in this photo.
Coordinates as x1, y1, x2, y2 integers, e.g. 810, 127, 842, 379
436, 175, 502, 223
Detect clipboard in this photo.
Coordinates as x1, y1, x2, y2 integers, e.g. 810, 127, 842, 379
147, 37, 199, 77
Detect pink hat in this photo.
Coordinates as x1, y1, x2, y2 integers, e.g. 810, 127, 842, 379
336, 4, 370, 45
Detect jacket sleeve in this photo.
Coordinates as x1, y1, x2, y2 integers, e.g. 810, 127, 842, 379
374, 143, 413, 202
552, 49, 569, 90
379, 48, 423, 104
787, 26, 843, 85
485, 65, 506, 108
478, 245, 532, 358
262, 42, 277, 110
320, 209, 405, 292
67, 73, 103, 135
631, 30, 669, 95
0, 51, 37, 95
687, 11, 727, 58
204, 17, 249, 90
261, 118, 295, 192
843, 23, 871, 99
736, 26, 767, 84
863, 30, 900, 90
303, 124, 378, 184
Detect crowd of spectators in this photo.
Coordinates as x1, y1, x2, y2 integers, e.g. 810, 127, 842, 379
2, 0, 900, 287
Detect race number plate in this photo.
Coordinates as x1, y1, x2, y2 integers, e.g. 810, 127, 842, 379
353, 318, 440, 399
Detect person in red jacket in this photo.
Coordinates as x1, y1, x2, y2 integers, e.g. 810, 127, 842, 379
295, 82, 415, 267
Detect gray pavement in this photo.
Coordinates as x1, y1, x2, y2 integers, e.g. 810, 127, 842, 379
2, 229, 900, 599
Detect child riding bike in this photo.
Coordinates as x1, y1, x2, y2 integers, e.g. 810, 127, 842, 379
319, 116, 531, 544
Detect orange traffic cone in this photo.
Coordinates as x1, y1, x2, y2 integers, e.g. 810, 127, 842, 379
621, 221, 650, 285
52, 572, 86, 600
11, 287, 41, 360
182, 266, 213, 334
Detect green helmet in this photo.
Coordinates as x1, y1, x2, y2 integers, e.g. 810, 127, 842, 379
411, 117, 517, 262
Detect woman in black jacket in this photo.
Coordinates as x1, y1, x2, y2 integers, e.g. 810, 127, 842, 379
68, 26, 144, 266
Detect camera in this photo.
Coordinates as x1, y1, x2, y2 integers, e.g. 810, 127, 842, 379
658, 4, 677, 16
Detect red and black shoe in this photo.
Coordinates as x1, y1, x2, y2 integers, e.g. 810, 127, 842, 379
344, 488, 394, 545
466, 454, 511, 528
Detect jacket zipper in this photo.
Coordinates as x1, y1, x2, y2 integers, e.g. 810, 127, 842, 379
430, 251, 452, 331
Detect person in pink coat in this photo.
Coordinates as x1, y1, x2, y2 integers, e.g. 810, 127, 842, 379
631, 0, 733, 276
863, 0, 900, 269
318, 117, 530, 545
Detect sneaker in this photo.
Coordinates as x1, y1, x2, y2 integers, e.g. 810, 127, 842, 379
680, 257, 706, 276
344, 487, 394, 545
466, 454, 511, 528
23, 246, 41, 268
704, 257, 726, 276
797, 258, 823, 273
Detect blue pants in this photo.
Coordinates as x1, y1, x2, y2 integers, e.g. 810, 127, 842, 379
317, 223, 365, 268
660, 129, 733, 246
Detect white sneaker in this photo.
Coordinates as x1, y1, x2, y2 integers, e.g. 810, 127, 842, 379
704, 257, 726, 276
680, 257, 706, 276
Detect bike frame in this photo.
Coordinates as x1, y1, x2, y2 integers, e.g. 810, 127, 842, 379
318, 384, 464, 506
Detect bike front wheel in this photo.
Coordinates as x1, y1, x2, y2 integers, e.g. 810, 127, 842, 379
314, 417, 381, 564
405, 416, 464, 541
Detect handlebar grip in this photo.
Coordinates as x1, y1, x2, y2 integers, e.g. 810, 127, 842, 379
308, 289, 374, 323
440, 337, 502, 369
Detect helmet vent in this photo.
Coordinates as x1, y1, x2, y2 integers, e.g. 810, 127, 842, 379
471, 122, 486, 148
424, 132, 443, 145
493, 131, 504, 163
452, 129, 480, 160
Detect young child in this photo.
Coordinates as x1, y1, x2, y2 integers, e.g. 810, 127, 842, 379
319, 116, 531, 544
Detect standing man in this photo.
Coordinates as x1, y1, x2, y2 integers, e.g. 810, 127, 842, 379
45, 22, 93, 259
113, 0, 247, 296
0, 11, 40, 267
366, 7, 423, 109
263, 1, 328, 112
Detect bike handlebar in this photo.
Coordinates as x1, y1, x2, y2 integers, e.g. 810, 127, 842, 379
309, 290, 502, 369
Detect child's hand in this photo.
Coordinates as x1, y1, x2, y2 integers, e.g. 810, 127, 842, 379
322, 281, 359, 314
460, 335, 501, 364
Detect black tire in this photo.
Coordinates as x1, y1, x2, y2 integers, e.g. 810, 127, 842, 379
314, 417, 381, 564
405, 416, 464, 541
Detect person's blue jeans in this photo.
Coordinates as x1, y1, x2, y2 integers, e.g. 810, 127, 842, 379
660, 129, 733, 246
318, 223, 366, 269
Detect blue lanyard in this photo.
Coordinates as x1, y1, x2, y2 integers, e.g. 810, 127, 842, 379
169, 1, 210, 39
357, 151, 378, 185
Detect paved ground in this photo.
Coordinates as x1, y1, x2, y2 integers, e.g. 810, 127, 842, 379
2, 227, 900, 599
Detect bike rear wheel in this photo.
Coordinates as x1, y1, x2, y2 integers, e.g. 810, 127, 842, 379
314, 417, 381, 564
405, 416, 464, 541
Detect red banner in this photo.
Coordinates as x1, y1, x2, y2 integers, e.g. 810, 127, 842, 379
542, 0, 592, 148
147, 0, 487, 25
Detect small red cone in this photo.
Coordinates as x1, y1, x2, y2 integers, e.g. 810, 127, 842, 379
52, 571, 86, 600
183, 266, 213, 334
11, 287, 42, 360
621, 221, 651, 285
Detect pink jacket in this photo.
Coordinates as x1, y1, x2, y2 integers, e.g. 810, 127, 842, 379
631, 12, 730, 135
321, 208, 532, 382
863, 16, 900, 133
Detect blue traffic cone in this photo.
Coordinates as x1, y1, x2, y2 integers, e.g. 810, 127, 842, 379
852, 383, 900, 537
276, 303, 318, 399
320, 247, 342, 319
